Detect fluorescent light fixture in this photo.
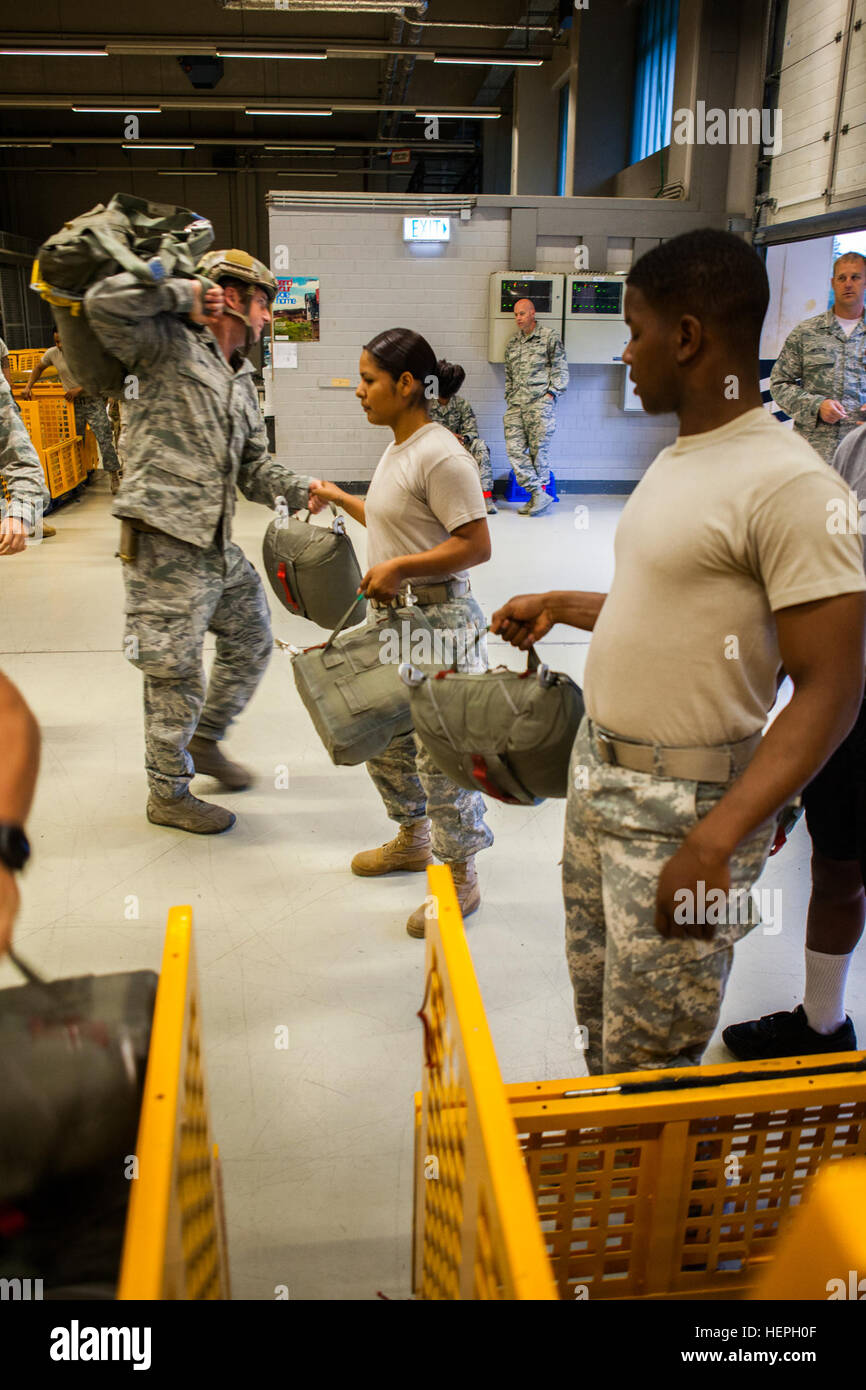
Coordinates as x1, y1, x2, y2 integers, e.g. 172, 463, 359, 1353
218, 51, 326, 60
158, 170, 217, 176
246, 108, 333, 117
0, 142, 52, 147
265, 146, 335, 152
433, 56, 543, 67
415, 112, 501, 120
73, 106, 161, 113
276, 171, 338, 177
0, 48, 107, 57
122, 143, 195, 150
404, 216, 450, 242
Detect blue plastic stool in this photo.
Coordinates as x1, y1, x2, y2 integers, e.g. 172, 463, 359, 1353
504, 469, 559, 503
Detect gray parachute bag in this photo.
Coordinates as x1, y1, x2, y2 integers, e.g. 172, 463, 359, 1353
290, 598, 437, 766
400, 648, 584, 804
262, 504, 367, 629
31, 192, 215, 397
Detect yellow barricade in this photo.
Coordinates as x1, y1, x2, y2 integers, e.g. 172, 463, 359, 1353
118, 906, 230, 1300
414, 866, 866, 1300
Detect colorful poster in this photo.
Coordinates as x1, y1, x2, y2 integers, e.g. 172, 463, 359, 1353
273, 276, 320, 343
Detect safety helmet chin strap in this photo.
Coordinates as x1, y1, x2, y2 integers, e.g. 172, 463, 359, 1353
221, 285, 257, 354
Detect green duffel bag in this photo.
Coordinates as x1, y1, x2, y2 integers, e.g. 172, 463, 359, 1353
400, 646, 584, 804
290, 597, 437, 766
31, 192, 215, 396
262, 504, 367, 629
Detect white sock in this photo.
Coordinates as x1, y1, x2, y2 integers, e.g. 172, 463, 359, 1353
803, 947, 853, 1034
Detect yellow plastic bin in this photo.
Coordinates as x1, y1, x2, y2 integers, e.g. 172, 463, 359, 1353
414, 865, 866, 1300
118, 906, 230, 1300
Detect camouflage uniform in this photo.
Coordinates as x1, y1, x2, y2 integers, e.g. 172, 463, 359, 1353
429, 396, 494, 494
85, 272, 310, 799
563, 717, 776, 1075
504, 324, 569, 491
769, 310, 866, 462
365, 594, 494, 863
0, 374, 49, 522
73, 395, 121, 474
107, 397, 125, 470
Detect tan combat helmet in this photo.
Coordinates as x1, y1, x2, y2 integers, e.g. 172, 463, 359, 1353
195, 248, 278, 330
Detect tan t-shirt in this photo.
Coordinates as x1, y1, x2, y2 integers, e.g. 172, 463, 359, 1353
584, 407, 866, 746
41, 346, 80, 392
365, 421, 486, 581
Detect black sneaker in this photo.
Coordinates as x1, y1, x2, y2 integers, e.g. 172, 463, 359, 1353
722, 1004, 857, 1061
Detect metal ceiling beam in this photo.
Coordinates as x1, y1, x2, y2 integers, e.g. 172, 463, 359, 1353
0, 33, 551, 61
0, 136, 476, 150
0, 95, 502, 115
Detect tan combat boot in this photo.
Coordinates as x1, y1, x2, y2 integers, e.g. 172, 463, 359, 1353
147, 789, 236, 834
188, 734, 253, 791
351, 818, 433, 877
406, 858, 480, 938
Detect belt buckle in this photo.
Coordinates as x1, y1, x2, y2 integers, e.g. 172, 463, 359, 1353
596, 730, 618, 766
404, 583, 417, 608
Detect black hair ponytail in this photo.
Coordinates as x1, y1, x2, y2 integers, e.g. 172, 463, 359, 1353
363, 328, 438, 388
435, 360, 466, 399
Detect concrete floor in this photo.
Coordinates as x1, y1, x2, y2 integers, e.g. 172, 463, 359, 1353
2, 474, 863, 1300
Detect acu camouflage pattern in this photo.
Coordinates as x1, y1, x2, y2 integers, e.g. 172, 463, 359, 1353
769, 309, 866, 462
504, 324, 569, 492
124, 530, 272, 799
429, 395, 494, 493
74, 395, 120, 473
84, 272, 311, 548
563, 717, 776, 1074
365, 594, 494, 863
0, 375, 49, 521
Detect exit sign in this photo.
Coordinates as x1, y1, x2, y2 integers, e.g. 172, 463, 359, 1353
403, 216, 450, 242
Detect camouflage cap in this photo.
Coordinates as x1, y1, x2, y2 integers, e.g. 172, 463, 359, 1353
195, 248, 277, 304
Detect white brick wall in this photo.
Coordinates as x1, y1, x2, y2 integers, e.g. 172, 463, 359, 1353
267, 207, 676, 486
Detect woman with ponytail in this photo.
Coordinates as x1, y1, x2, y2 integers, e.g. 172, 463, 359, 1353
310, 328, 493, 938
429, 360, 497, 514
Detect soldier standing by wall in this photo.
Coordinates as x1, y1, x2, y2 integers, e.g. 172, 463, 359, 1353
503, 297, 569, 516
429, 360, 497, 514
85, 249, 320, 834
22, 333, 123, 494
770, 251, 866, 461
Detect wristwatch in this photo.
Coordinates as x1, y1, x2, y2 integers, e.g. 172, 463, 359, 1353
0, 824, 30, 872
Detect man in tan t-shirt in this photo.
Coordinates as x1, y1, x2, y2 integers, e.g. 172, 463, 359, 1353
492, 228, 866, 1075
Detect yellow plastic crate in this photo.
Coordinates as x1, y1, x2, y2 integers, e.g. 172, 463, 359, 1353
7, 348, 49, 377
42, 436, 86, 498
750, 1157, 866, 1300
414, 865, 866, 1301
118, 906, 230, 1300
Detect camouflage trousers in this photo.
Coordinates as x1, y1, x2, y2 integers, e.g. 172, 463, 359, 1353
504, 397, 555, 491
467, 438, 494, 494
123, 530, 272, 799
74, 396, 120, 473
563, 716, 776, 1075
365, 593, 494, 864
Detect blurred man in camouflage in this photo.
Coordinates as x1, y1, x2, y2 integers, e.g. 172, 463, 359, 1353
503, 297, 569, 516
0, 374, 49, 556
85, 249, 321, 834
770, 252, 866, 461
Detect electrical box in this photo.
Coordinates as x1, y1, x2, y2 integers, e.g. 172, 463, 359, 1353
488, 272, 565, 363
564, 273, 630, 364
